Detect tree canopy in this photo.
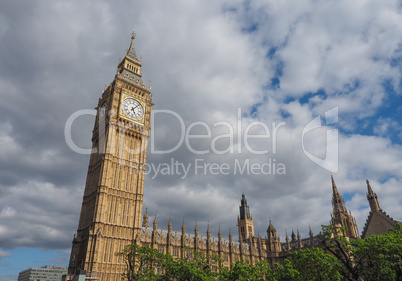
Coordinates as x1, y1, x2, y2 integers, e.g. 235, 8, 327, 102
117, 224, 402, 281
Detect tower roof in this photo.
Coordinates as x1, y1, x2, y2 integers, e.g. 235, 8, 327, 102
126, 30, 140, 62
239, 193, 251, 220
267, 219, 277, 233
116, 30, 151, 92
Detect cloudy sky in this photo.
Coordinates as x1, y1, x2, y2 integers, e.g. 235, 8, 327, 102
1, 0, 402, 279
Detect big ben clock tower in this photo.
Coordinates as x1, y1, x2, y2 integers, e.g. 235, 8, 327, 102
67, 31, 152, 281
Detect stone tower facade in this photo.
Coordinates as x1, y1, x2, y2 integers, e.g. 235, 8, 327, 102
237, 194, 255, 240
67, 31, 152, 281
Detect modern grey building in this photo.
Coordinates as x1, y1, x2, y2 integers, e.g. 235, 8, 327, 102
18, 265, 67, 281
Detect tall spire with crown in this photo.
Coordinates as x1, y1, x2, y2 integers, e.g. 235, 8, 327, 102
366, 179, 380, 212
330, 175, 360, 238
116, 29, 151, 92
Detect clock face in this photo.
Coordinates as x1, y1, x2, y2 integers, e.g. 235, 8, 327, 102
99, 101, 107, 120
122, 98, 144, 120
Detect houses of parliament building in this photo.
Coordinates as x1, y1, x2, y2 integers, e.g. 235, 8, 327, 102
65, 32, 400, 281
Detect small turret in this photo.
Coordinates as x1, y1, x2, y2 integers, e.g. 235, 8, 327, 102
194, 221, 199, 237
297, 229, 302, 249
309, 226, 314, 247
286, 232, 291, 251
182, 218, 186, 235
168, 215, 172, 233
142, 207, 149, 228
267, 219, 277, 239
153, 214, 158, 231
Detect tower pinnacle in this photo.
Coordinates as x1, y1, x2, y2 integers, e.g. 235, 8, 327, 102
330, 175, 360, 238
366, 179, 380, 211
153, 214, 158, 231
331, 175, 347, 212
240, 193, 251, 220
142, 207, 149, 228
126, 29, 139, 62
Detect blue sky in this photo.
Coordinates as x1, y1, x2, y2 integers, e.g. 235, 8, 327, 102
0, 0, 402, 280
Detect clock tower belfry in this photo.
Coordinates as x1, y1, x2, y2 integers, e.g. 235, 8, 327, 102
67, 30, 153, 281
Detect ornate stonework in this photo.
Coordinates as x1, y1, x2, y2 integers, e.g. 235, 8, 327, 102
67, 31, 153, 281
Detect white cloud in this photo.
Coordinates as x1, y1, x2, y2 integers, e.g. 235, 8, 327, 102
0, 249, 11, 259
0, 1, 402, 278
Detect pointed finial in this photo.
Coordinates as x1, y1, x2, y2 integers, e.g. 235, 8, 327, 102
367, 179, 374, 195
331, 174, 338, 192
131, 29, 136, 40
153, 213, 158, 230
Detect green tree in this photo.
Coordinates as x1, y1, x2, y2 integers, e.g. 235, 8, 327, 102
219, 259, 275, 281
320, 224, 402, 281
353, 224, 402, 281
117, 245, 220, 281
290, 248, 341, 281
116, 244, 165, 281
274, 259, 300, 281
162, 249, 220, 281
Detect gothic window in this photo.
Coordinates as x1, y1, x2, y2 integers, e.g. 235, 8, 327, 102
173, 249, 179, 257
